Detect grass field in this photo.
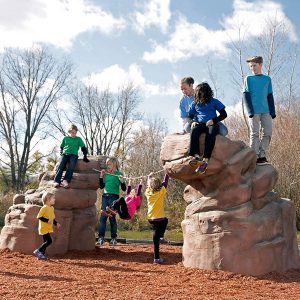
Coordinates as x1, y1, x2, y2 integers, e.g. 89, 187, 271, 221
117, 229, 183, 241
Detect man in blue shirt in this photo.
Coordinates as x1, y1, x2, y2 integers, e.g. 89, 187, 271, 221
243, 56, 276, 165
179, 77, 194, 133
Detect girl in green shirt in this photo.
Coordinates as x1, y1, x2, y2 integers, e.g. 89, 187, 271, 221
96, 157, 126, 246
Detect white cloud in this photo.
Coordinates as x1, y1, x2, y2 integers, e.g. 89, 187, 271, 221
143, 0, 298, 63
83, 63, 178, 97
132, 0, 171, 34
0, 0, 126, 51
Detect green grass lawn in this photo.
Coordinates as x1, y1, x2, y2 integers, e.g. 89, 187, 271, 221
117, 229, 183, 241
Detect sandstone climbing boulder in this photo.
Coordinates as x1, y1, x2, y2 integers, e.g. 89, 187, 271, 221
0, 156, 106, 255
161, 133, 299, 275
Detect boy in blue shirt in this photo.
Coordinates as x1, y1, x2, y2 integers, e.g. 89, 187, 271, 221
243, 56, 276, 165
179, 77, 194, 133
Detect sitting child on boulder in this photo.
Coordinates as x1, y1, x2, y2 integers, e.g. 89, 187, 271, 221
188, 82, 227, 174
102, 178, 144, 220
54, 124, 89, 188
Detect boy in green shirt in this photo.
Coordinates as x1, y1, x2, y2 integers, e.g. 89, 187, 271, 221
54, 124, 89, 188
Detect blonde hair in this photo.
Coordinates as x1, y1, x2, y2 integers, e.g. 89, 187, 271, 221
148, 177, 163, 193
42, 191, 54, 205
106, 157, 120, 171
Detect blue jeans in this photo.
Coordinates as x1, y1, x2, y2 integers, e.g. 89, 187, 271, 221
98, 194, 119, 239
54, 154, 78, 183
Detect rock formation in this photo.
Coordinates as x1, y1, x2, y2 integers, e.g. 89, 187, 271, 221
0, 157, 106, 255
161, 133, 300, 275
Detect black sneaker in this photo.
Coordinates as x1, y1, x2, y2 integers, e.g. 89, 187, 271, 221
256, 157, 270, 166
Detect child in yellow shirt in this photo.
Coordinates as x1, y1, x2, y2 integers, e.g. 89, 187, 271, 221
145, 172, 169, 264
33, 192, 60, 260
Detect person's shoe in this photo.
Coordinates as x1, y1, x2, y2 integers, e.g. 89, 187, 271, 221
96, 237, 105, 246
159, 238, 169, 244
256, 157, 270, 166
153, 258, 164, 264
33, 249, 42, 258
106, 206, 117, 215
109, 238, 117, 246
53, 182, 60, 188
195, 161, 208, 174
188, 155, 202, 167
61, 180, 70, 188
101, 210, 113, 218
38, 253, 48, 260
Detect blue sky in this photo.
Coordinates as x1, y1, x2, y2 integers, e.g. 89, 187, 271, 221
0, 0, 299, 133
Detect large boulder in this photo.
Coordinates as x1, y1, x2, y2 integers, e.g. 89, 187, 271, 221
0, 156, 106, 255
161, 133, 300, 275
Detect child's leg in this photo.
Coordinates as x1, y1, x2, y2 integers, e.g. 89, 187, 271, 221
38, 233, 52, 254
112, 197, 130, 219
203, 124, 219, 159
188, 123, 206, 156
98, 195, 110, 239
249, 114, 261, 158
63, 154, 78, 183
149, 219, 168, 260
54, 155, 69, 183
259, 113, 272, 158
107, 195, 119, 239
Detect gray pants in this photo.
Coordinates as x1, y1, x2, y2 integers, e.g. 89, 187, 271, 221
249, 113, 272, 158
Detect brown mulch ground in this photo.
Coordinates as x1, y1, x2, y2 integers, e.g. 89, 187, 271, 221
0, 245, 300, 300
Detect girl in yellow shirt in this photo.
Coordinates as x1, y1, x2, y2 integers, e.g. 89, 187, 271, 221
33, 192, 60, 260
145, 173, 169, 264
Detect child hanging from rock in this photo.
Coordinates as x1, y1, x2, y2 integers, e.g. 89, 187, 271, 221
145, 172, 170, 264
102, 178, 144, 220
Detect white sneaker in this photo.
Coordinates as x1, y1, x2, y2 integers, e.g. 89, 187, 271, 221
109, 238, 117, 246
61, 180, 69, 188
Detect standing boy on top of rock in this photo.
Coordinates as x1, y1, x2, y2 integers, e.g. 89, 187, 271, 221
179, 77, 194, 133
243, 56, 276, 166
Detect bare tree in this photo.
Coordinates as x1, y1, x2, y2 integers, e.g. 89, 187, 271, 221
0, 47, 72, 191
48, 81, 141, 157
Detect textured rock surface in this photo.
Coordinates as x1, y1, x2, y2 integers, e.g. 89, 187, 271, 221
0, 156, 106, 255
161, 133, 300, 275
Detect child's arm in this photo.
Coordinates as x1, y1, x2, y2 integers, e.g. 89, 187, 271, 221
38, 217, 49, 223
212, 108, 227, 124
126, 184, 132, 195
267, 93, 276, 118
99, 170, 105, 189
81, 146, 90, 163
136, 177, 144, 196
243, 92, 254, 118
119, 175, 127, 191
162, 174, 169, 188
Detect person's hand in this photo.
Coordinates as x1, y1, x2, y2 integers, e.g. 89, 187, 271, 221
249, 114, 254, 118
206, 119, 213, 126
128, 179, 132, 185
191, 122, 199, 128
48, 220, 53, 225
118, 175, 124, 183
100, 170, 105, 178
148, 172, 154, 178
60, 148, 63, 156
271, 114, 276, 119
140, 177, 145, 184
57, 223, 61, 229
